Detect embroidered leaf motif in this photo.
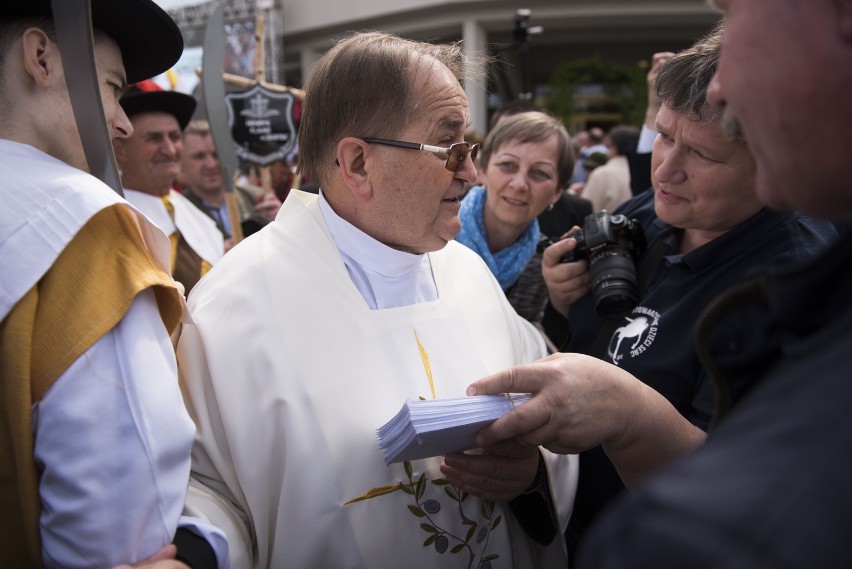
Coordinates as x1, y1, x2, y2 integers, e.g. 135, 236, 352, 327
347, 463, 501, 567
343, 483, 403, 504
415, 473, 426, 500
414, 330, 436, 400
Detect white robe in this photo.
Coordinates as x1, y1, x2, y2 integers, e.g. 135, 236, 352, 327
179, 190, 577, 568
0, 139, 227, 567
124, 188, 224, 266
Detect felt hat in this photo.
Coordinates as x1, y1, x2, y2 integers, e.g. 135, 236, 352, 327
1, 0, 183, 84
120, 80, 197, 130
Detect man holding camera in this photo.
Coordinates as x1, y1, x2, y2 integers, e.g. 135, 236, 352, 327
531, 22, 836, 559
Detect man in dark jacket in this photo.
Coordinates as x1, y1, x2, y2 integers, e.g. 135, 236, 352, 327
443, 1, 852, 566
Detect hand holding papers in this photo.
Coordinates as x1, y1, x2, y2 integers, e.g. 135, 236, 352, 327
376, 393, 532, 464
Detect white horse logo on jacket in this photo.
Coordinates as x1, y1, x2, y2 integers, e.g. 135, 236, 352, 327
607, 316, 650, 364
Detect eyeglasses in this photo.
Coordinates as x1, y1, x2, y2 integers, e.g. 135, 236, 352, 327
362, 137, 479, 173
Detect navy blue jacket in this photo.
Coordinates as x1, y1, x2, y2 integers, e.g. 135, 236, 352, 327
548, 189, 837, 557
577, 226, 852, 568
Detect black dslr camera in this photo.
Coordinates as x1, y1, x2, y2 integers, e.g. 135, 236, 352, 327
561, 211, 647, 319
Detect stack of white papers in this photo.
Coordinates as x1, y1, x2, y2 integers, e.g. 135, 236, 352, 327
376, 393, 532, 464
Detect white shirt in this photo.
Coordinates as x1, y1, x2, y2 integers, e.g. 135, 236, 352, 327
319, 191, 437, 309
124, 188, 225, 266
637, 124, 658, 154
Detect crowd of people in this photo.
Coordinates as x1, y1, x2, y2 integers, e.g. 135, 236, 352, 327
3, 0, 851, 568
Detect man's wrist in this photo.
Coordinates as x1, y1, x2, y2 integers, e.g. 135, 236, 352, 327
509, 452, 558, 545
521, 452, 547, 495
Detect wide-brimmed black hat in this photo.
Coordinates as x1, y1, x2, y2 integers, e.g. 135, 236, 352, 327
120, 80, 197, 130
2, 0, 183, 84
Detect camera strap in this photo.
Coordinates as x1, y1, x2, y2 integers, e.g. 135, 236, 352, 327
590, 236, 670, 359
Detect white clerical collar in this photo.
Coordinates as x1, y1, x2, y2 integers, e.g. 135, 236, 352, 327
318, 190, 438, 309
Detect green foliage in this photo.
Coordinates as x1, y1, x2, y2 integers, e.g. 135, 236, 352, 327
544, 53, 647, 129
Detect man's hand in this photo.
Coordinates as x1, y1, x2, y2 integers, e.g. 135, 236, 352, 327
541, 235, 590, 318
111, 545, 190, 569
439, 441, 540, 502
254, 192, 282, 222
466, 353, 643, 454
466, 353, 707, 487
567, 181, 585, 196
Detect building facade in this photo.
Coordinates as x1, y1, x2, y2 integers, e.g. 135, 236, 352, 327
170, 0, 721, 132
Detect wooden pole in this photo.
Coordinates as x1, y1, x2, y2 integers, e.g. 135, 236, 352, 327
195, 68, 305, 100
254, 14, 266, 84
225, 191, 244, 243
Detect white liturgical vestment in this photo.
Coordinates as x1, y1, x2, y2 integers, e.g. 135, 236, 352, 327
124, 188, 224, 266
179, 190, 577, 568
0, 139, 227, 567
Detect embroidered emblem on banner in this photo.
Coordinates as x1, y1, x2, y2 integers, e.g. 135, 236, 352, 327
224, 84, 297, 165
606, 306, 660, 365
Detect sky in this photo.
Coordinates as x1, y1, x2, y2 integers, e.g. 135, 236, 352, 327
154, 0, 205, 9
149, 0, 208, 93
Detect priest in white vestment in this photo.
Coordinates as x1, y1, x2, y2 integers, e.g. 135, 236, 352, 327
178, 31, 577, 569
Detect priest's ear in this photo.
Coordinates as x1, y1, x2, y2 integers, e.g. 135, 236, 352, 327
336, 137, 374, 200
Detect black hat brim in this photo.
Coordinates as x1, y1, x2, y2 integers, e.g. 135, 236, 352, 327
120, 90, 197, 130
2, 0, 183, 84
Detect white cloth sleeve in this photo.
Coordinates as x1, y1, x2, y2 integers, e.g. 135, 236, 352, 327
637, 124, 658, 154
33, 288, 228, 569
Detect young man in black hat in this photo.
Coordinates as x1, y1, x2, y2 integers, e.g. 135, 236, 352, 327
0, 1, 226, 567
115, 81, 225, 295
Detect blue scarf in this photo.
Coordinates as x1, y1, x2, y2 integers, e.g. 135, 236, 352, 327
456, 186, 540, 290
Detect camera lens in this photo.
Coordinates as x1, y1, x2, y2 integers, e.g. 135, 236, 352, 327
588, 247, 639, 318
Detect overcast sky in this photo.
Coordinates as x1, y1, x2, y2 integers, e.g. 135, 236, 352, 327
154, 0, 205, 9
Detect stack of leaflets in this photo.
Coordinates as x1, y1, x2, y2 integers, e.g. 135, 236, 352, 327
376, 393, 532, 464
